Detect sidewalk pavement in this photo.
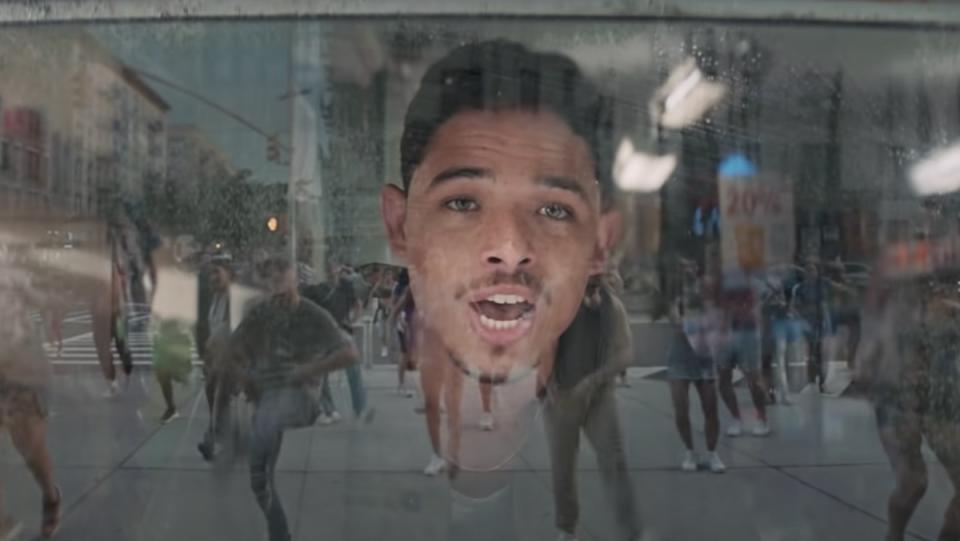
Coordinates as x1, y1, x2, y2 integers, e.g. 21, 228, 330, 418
0, 366, 952, 541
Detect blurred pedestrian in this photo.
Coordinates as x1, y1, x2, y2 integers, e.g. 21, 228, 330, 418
666, 259, 724, 473
790, 257, 832, 393
301, 262, 375, 425
715, 277, 771, 437
542, 273, 641, 540
150, 240, 194, 424
228, 256, 359, 541
0, 252, 61, 539
858, 274, 960, 541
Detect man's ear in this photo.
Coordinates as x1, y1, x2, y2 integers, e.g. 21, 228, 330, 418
380, 184, 408, 261
590, 208, 623, 275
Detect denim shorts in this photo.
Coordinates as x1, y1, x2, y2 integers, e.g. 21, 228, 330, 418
771, 318, 809, 343
667, 330, 716, 381
716, 329, 761, 373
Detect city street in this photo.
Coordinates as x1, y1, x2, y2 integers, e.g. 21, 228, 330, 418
36, 308, 165, 369
4, 7, 960, 541
1, 363, 952, 541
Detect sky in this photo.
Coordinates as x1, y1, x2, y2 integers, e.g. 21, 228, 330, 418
92, 21, 298, 183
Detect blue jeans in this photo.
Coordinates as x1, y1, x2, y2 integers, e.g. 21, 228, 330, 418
250, 387, 320, 541
318, 363, 367, 417
345, 363, 367, 415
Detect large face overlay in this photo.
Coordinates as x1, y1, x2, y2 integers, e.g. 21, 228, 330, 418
384, 109, 613, 383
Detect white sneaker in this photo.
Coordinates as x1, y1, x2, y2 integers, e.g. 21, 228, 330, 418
160, 408, 180, 425
752, 421, 771, 437
726, 420, 743, 437
423, 454, 447, 476
101, 379, 120, 399
330, 411, 342, 423
556, 531, 580, 541
356, 407, 376, 426
479, 412, 495, 431
707, 451, 726, 473
317, 414, 335, 426
680, 450, 697, 472
800, 384, 818, 395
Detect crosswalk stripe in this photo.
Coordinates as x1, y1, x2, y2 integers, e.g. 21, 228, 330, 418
50, 360, 203, 366
44, 330, 200, 366
31, 309, 150, 324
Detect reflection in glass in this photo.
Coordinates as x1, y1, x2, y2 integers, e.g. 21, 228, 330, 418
0, 16, 959, 541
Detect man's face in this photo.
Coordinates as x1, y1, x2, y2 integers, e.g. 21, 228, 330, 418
211, 265, 231, 291
382, 109, 617, 382
264, 263, 296, 296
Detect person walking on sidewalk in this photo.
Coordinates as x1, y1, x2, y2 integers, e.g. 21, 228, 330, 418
0, 255, 62, 540
227, 256, 359, 541
93, 203, 160, 398
301, 262, 375, 425
542, 274, 641, 541
858, 272, 960, 541
715, 276, 772, 437
666, 258, 725, 473
91, 236, 134, 397
196, 255, 234, 461
790, 256, 832, 393
390, 269, 418, 398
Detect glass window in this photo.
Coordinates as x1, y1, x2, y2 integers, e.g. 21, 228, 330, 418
1, 4, 960, 541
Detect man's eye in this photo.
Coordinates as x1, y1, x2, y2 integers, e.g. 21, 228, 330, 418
444, 198, 479, 212
538, 204, 572, 221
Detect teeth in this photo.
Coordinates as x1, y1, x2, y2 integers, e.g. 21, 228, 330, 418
480, 314, 521, 330
486, 294, 525, 305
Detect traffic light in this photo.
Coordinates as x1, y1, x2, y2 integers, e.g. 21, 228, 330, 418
266, 135, 280, 163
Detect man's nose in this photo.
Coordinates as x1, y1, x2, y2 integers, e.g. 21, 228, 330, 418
481, 213, 534, 273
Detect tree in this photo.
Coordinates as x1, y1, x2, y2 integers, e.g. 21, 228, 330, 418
192, 169, 287, 257
143, 172, 197, 234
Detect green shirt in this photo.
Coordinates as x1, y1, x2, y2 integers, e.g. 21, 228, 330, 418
552, 287, 632, 391
231, 295, 351, 392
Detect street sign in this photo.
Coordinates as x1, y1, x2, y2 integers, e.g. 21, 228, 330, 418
718, 154, 795, 285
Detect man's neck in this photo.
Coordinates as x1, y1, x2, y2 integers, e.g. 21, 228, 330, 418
418, 323, 557, 389
271, 290, 300, 306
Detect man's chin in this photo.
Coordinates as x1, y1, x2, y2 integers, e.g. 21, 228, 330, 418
448, 352, 539, 385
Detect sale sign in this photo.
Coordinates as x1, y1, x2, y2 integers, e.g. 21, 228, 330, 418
881, 236, 960, 280
717, 155, 795, 285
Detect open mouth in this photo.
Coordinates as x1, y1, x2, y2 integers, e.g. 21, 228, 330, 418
475, 294, 534, 328
468, 288, 536, 346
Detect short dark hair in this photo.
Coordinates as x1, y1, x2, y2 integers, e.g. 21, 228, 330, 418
400, 40, 615, 206
258, 255, 292, 279
209, 255, 234, 277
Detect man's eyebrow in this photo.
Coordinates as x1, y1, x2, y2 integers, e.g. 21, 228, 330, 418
427, 168, 591, 203
538, 175, 589, 203
429, 166, 494, 190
